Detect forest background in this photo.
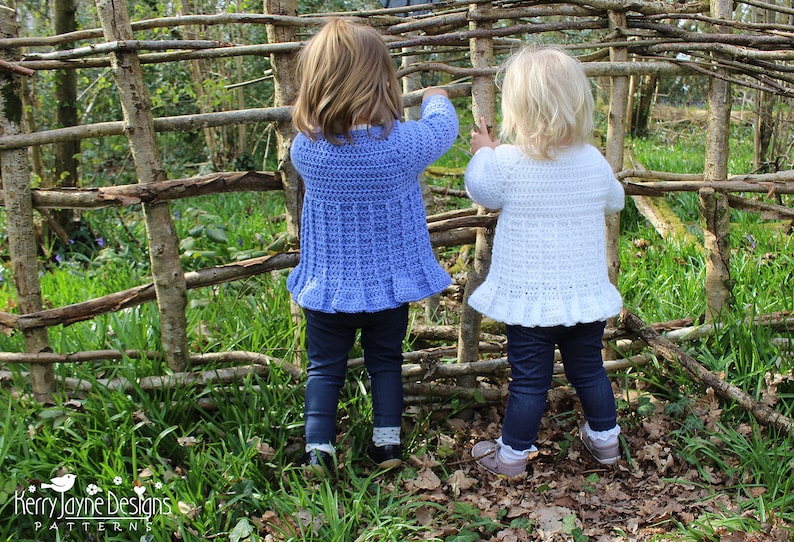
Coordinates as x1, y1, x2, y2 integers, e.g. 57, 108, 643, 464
0, 0, 793, 540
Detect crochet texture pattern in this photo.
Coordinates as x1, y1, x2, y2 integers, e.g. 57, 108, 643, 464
465, 143, 625, 327
288, 95, 458, 313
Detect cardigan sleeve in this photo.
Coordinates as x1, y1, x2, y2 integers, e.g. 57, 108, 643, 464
400, 95, 459, 170
603, 160, 626, 214
464, 147, 503, 210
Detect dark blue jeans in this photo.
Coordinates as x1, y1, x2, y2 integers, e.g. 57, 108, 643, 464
303, 304, 408, 446
501, 320, 617, 451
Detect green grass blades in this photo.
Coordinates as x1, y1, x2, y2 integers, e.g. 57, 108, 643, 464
259, 468, 433, 541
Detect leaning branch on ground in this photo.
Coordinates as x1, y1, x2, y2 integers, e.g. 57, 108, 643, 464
607, 311, 794, 354
621, 309, 794, 437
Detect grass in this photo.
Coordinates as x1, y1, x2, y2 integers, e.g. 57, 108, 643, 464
1, 114, 793, 540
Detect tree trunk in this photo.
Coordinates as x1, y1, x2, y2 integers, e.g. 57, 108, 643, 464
0, 5, 54, 401
701, 0, 734, 322
45, 0, 81, 252
52, 0, 80, 195
753, 90, 775, 173
96, 0, 189, 371
751, 4, 775, 173
180, 0, 224, 170
631, 74, 657, 138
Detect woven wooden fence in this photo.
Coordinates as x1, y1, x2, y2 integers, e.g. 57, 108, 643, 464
1, 0, 793, 426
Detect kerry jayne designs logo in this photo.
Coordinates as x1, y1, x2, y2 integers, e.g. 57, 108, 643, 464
13, 472, 173, 535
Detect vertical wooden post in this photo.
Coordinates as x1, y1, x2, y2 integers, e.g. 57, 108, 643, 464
402, 46, 422, 122
457, 3, 495, 374
0, 6, 54, 401
264, 0, 303, 366
701, 0, 733, 321
96, 0, 189, 371
604, 11, 629, 361
605, 11, 629, 295
265, 0, 301, 239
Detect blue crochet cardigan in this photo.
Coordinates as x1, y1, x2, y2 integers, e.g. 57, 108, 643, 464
287, 94, 458, 313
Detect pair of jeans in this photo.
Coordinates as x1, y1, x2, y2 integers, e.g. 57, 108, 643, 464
500, 320, 617, 451
303, 304, 408, 446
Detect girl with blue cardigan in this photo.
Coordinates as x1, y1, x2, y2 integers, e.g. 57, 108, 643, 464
288, 18, 458, 471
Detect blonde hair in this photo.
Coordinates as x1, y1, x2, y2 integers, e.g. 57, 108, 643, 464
499, 46, 594, 160
292, 19, 403, 145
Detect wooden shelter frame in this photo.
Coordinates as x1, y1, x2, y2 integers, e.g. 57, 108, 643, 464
1, 0, 793, 433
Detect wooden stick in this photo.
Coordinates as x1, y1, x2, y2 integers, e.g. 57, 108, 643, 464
621, 309, 794, 437
0, 252, 300, 332
1, 355, 301, 393
0, 58, 34, 76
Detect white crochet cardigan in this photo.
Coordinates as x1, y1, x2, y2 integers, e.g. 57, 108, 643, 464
464, 143, 625, 328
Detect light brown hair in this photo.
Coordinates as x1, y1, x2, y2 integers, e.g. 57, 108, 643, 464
292, 19, 403, 145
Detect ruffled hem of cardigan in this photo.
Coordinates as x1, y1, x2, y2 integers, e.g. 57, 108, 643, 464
287, 263, 450, 314
467, 284, 623, 328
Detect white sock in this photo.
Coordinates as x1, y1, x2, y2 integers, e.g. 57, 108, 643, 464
583, 422, 621, 442
496, 436, 537, 461
306, 442, 334, 454
372, 426, 401, 447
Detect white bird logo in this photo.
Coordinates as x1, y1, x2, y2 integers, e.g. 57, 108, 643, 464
41, 473, 77, 493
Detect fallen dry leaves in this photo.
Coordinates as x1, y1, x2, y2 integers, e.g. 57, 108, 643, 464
254, 384, 792, 541
386, 386, 793, 541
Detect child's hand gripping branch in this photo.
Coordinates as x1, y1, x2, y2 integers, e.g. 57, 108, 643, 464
470, 116, 500, 154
